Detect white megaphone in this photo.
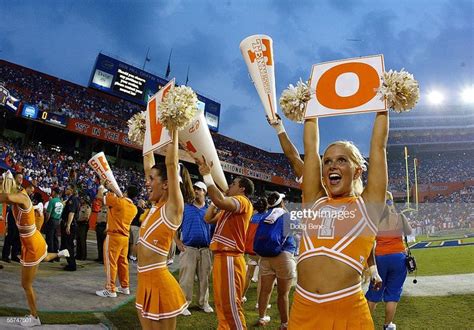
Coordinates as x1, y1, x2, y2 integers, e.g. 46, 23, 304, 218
240, 34, 278, 122
87, 152, 123, 197
179, 109, 228, 192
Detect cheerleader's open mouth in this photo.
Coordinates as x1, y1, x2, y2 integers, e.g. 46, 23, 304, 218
329, 173, 342, 185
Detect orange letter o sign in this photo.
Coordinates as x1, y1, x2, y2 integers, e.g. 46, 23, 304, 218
316, 62, 380, 110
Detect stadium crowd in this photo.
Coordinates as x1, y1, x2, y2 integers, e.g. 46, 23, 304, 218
388, 132, 474, 145
0, 61, 141, 133
2, 134, 473, 240
387, 151, 474, 188
0, 137, 146, 201
2, 59, 474, 240
402, 187, 474, 235
4, 60, 474, 186
1, 60, 297, 179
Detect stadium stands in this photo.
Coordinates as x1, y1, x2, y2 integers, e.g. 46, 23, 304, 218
1, 59, 473, 235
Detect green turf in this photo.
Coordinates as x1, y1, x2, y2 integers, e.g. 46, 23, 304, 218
460, 237, 474, 244
1, 278, 473, 329
371, 294, 474, 329
411, 245, 474, 276
416, 229, 474, 243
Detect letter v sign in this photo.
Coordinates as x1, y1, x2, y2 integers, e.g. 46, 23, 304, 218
142, 79, 174, 155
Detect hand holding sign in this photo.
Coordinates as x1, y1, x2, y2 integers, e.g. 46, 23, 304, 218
87, 152, 123, 197
305, 55, 386, 118
142, 79, 174, 155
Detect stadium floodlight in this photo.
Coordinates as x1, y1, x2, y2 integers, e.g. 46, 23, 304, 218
461, 86, 474, 103
427, 90, 445, 105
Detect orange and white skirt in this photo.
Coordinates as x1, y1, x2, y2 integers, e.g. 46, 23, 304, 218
289, 284, 374, 330
135, 266, 188, 321
20, 230, 47, 267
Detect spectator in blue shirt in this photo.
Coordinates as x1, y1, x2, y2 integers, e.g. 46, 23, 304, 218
175, 181, 214, 316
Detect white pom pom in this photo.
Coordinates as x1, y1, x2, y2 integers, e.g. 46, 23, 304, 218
158, 85, 198, 131
127, 111, 147, 145
279, 79, 311, 123
379, 69, 420, 113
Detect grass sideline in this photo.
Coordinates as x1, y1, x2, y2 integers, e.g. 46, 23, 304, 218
103, 289, 474, 329
2, 292, 472, 329
0, 241, 472, 328
411, 245, 474, 276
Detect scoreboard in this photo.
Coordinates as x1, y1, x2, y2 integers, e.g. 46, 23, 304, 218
88, 53, 220, 131
20, 104, 68, 127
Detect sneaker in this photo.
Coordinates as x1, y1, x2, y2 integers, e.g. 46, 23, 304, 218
257, 315, 271, 326
58, 249, 70, 258
95, 289, 117, 298
279, 322, 288, 330
201, 304, 214, 313
384, 323, 397, 330
117, 287, 130, 295
241, 296, 247, 303
20, 315, 41, 327
182, 308, 191, 316
255, 303, 272, 309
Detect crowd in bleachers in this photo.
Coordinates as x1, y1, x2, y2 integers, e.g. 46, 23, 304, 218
388, 132, 474, 145
0, 61, 142, 133
213, 134, 294, 177
3, 133, 473, 239
1, 60, 297, 180
0, 137, 146, 201
402, 186, 474, 235
2, 59, 474, 194
390, 113, 474, 129
387, 150, 474, 191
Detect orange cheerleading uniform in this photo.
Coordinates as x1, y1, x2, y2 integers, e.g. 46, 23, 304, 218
103, 193, 137, 292
210, 195, 253, 330
289, 196, 377, 330
135, 202, 188, 321
12, 194, 47, 267
34, 204, 44, 232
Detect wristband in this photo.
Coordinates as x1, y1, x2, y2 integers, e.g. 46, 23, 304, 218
272, 122, 286, 135
203, 174, 215, 188
369, 265, 378, 276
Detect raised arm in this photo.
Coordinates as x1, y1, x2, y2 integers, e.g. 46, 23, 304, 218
363, 111, 389, 220
268, 115, 304, 178
196, 156, 238, 212
302, 118, 325, 204
164, 130, 184, 224
143, 151, 155, 181
0, 192, 31, 210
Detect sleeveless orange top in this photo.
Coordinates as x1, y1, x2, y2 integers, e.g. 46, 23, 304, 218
12, 192, 36, 238
298, 196, 377, 274
137, 202, 179, 272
